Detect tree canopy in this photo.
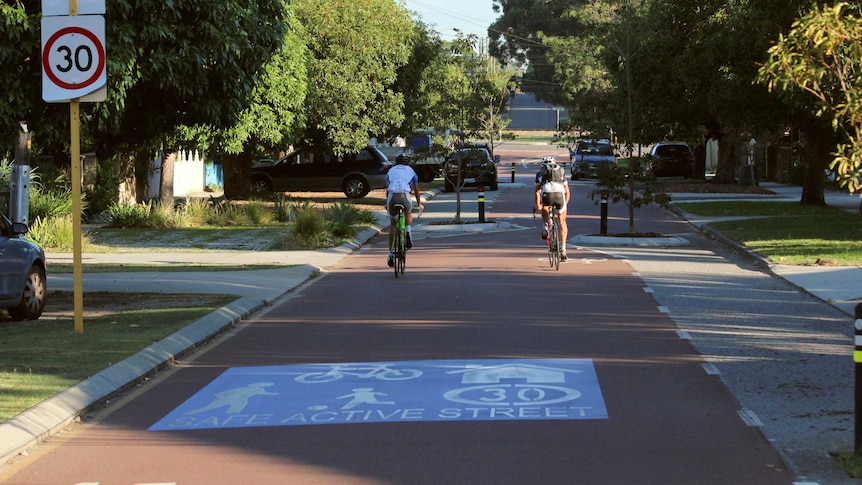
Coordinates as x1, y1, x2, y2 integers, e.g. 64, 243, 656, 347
758, 2, 862, 194
292, 0, 414, 153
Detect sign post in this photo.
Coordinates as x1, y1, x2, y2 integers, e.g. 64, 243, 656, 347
41, 0, 106, 333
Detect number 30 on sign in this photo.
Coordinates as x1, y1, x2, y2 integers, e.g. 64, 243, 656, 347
41, 15, 106, 102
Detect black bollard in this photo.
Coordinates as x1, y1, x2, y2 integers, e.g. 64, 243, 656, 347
511, 162, 516, 183
600, 197, 608, 235
478, 185, 486, 223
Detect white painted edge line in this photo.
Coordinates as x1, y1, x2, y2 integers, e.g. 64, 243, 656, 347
701, 363, 721, 375
676, 330, 692, 340
737, 409, 764, 427
643, 287, 654, 293
657, 306, 670, 313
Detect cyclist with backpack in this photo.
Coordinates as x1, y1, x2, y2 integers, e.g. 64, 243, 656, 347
534, 156, 570, 262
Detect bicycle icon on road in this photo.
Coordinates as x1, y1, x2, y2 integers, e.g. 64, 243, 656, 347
295, 363, 423, 383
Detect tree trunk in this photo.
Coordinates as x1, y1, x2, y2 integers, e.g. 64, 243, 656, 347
159, 150, 176, 205
223, 152, 252, 200
798, 116, 833, 205
133, 149, 150, 203
712, 129, 736, 184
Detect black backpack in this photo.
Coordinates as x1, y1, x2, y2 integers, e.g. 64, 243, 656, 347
542, 164, 565, 184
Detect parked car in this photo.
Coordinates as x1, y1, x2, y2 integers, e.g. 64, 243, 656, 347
0, 212, 46, 320
648, 141, 695, 178
443, 146, 499, 192
570, 139, 616, 180
251, 145, 392, 199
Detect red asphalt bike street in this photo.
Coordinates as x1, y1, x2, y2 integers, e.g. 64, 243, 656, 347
0, 148, 793, 484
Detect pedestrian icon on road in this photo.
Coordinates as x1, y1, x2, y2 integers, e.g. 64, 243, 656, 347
185, 382, 277, 415
338, 387, 395, 409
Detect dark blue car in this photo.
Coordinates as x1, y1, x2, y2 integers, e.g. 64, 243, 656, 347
0, 212, 46, 320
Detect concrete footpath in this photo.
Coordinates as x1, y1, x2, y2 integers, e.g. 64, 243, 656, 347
2, 182, 862, 480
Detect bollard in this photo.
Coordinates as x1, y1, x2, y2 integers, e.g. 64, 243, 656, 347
600, 197, 608, 235
856, 303, 862, 453
511, 162, 516, 183
478, 185, 486, 223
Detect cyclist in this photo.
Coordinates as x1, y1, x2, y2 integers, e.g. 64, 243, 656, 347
534, 155, 570, 261
386, 154, 424, 267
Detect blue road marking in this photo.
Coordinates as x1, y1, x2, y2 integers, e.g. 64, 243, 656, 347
149, 359, 607, 431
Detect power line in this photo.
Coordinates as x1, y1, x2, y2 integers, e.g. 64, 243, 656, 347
405, 0, 547, 48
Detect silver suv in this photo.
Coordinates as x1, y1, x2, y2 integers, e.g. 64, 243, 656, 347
570, 139, 616, 180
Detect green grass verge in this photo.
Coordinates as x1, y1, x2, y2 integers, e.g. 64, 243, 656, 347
676, 201, 862, 265
0, 293, 235, 422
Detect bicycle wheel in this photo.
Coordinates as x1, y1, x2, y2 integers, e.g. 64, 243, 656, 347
397, 233, 406, 275
552, 216, 562, 270
547, 219, 557, 268
394, 229, 402, 278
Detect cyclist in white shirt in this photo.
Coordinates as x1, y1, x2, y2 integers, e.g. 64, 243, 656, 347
534, 156, 570, 262
386, 155, 424, 267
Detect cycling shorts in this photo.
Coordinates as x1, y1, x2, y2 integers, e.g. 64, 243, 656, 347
387, 192, 412, 219
541, 192, 567, 213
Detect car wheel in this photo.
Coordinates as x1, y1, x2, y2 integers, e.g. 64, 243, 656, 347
251, 177, 271, 193
343, 176, 369, 199
8, 264, 46, 321
490, 177, 499, 191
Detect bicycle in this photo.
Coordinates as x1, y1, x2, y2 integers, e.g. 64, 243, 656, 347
535, 205, 563, 270
390, 203, 407, 277
295, 363, 423, 383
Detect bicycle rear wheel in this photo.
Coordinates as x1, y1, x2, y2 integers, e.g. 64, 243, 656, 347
393, 229, 402, 278
397, 245, 406, 275
547, 217, 561, 270
552, 217, 562, 270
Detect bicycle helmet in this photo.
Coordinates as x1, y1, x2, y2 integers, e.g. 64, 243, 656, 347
541, 156, 558, 169
395, 154, 411, 165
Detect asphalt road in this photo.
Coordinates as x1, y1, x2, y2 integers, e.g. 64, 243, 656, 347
0, 161, 800, 484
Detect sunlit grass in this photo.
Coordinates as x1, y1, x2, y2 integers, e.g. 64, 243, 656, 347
677, 201, 862, 265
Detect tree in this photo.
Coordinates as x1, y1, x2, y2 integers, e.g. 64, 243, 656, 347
293, 0, 414, 153
202, 9, 309, 199
758, 2, 862, 198
419, 34, 515, 222
489, 0, 579, 106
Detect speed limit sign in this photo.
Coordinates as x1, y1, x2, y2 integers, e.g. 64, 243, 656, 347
41, 15, 106, 102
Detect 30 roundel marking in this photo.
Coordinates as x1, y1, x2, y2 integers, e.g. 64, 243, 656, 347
42, 26, 105, 90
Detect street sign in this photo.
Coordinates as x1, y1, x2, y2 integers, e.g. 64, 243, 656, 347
41, 15, 106, 102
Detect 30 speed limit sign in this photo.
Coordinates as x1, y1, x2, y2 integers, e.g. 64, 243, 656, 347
41, 15, 106, 102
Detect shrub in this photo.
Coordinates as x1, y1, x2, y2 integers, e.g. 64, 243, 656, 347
292, 204, 326, 244
147, 201, 176, 228
274, 194, 291, 222
327, 202, 361, 238
29, 187, 75, 220
244, 200, 270, 225
26, 215, 86, 250
83, 157, 125, 220
107, 202, 151, 228
177, 198, 209, 226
